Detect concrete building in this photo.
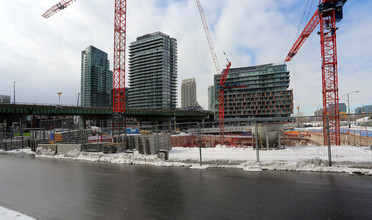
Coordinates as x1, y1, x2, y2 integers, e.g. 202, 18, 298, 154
314, 108, 323, 117
208, 85, 215, 111
81, 45, 113, 107
214, 63, 293, 121
328, 103, 347, 113
128, 32, 177, 110
355, 105, 372, 114
181, 78, 197, 108
0, 95, 10, 104
339, 103, 347, 113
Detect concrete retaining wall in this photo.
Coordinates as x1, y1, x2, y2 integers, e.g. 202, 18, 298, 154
57, 144, 81, 154
81, 143, 103, 152
36, 144, 57, 156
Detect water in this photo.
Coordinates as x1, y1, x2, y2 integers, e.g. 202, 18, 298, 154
0, 153, 371, 219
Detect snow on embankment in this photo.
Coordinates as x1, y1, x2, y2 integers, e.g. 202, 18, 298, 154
2, 145, 372, 175
169, 145, 372, 175
0, 206, 35, 220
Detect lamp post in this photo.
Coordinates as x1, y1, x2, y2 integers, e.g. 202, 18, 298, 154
13, 81, 15, 104
340, 91, 359, 128
315, 105, 321, 123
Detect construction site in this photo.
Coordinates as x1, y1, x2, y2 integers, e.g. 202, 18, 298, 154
2, 1, 372, 219
1, 0, 371, 167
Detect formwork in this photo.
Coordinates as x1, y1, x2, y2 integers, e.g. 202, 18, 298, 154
124, 134, 171, 155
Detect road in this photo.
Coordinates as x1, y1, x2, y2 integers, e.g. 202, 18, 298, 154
0, 153, 371, 220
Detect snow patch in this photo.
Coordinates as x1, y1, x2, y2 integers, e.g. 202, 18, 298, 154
0, 148, 34, 155
2, 145, 371, 175
0, 206, 35, 220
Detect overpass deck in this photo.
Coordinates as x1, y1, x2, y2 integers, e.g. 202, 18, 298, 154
0, 103, 212, 119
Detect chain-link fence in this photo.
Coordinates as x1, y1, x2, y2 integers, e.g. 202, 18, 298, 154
1, 114, 371, 166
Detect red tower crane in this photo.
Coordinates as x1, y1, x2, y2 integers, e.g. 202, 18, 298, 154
285, 0, 347, 146
43, 0, 127, 134
196, 0, 237, 139
42, 0, 77, 18
112, 1, 127, 134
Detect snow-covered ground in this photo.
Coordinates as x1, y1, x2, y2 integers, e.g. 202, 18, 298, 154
2, 145, 372, 175
0, 206, 35, 220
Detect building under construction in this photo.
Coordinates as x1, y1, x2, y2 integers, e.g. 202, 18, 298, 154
214, 63, 293, 124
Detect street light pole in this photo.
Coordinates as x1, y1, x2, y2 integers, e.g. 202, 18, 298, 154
345, 91, 359, 128
13, 81, 16, 104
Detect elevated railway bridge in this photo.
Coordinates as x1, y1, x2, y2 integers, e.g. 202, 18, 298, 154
0, 103, 213, 129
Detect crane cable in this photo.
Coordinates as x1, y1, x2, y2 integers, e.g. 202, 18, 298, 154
291, 0, 315, 114
292, 0, 315, 46
203, 6, 229, 64
57, 13, 64, 104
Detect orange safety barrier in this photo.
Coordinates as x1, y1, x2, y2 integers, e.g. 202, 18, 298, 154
54, 133, 62, 142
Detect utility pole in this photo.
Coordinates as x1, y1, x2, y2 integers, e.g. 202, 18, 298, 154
13, 81, 15, 104
340, 91, 359, 128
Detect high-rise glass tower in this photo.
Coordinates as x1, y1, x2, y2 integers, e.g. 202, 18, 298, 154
128, 32, 177, 109
208, 85, 215, 111
81, 45, 112, 107
181, 78, 197, 108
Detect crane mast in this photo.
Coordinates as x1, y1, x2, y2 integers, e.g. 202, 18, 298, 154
43, 0, 127, 134
285, 0, 347, 145
112, 0, 127, 134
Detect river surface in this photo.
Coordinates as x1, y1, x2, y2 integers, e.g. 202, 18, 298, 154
0, 153, 371, 220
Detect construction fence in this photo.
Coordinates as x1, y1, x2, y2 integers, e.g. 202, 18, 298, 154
1, 114, 372, 166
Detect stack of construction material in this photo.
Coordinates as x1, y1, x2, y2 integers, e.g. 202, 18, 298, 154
73, 130, 89, 144
157, 134, 171, 151
126, 135, 139, 150
136, 134, 171, 155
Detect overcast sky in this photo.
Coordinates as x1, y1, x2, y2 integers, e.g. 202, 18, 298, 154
0, 0, 371, 115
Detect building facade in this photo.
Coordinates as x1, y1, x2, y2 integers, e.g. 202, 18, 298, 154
0, 95, 10, 104
181, 78, 197, 108
128, 32, 177, 110
214, 63, 293, 121
339, 103, 347, 113
208, 85, 215, 111
81, 45, 112, 107
355, 105, 372, 114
